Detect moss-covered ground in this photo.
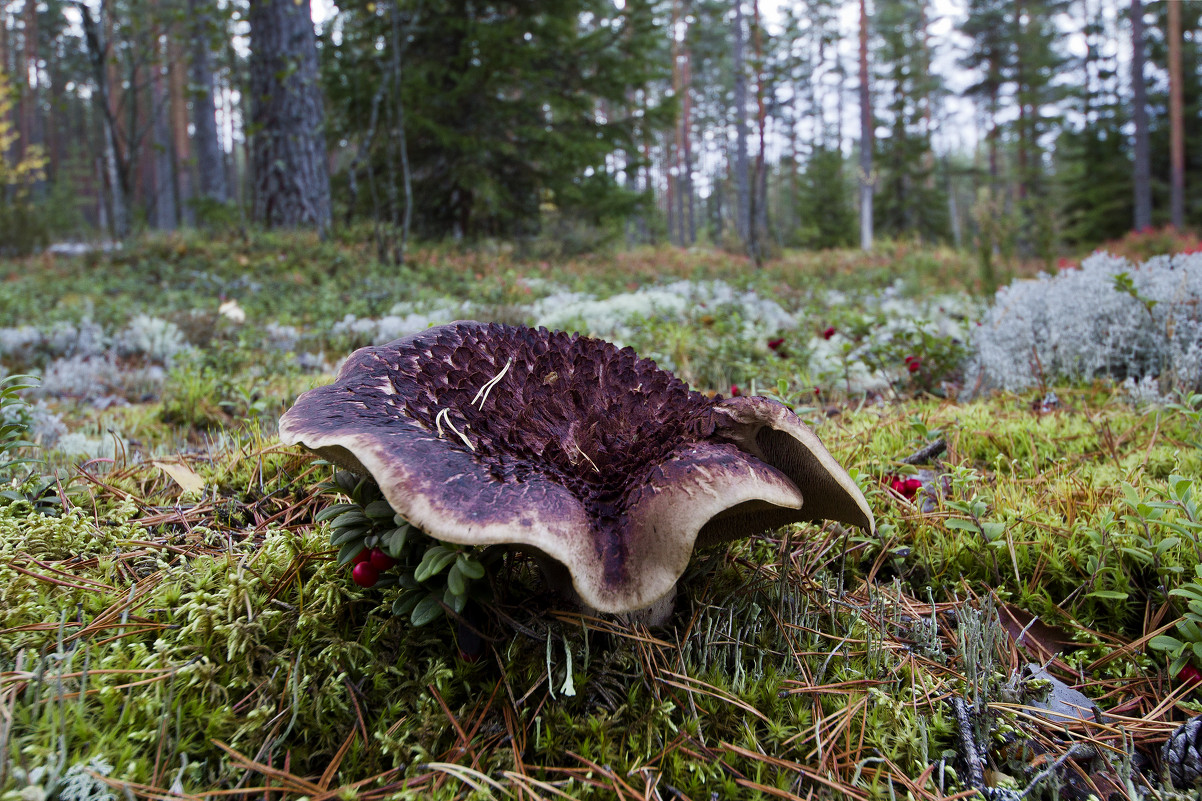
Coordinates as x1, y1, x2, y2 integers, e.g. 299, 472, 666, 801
1, 233, 1199, 800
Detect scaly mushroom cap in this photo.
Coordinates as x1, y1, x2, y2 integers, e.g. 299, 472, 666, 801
280, 321, 873, 615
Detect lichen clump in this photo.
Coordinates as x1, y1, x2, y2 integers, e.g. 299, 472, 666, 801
971, 251, 1202, 394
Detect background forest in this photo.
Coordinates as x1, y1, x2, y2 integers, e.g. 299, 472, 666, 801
0, 0, 1198, 263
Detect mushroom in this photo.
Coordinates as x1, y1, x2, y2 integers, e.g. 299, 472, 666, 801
280, 321, 874, 621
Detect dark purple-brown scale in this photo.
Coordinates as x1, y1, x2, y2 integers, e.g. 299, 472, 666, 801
345, 323, 720, 554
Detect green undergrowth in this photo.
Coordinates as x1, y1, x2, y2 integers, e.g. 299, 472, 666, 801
0, 233, 1012, 335
0, 233, 1194, 798
2, 385, 1199, 799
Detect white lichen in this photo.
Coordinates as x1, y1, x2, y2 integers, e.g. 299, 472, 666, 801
968, 251, 1202, 394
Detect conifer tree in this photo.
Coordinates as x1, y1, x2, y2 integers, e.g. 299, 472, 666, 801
324, 0, 669, 242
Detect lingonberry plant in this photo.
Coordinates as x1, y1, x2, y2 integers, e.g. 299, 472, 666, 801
317, 469, 490, 626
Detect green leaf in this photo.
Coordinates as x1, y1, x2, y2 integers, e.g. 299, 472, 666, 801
411, 595, 443, 626
443, 585, 468, 614
446, 562, 466, 596
1086, 590, 1128, 601
1173, 476, 1195, 501
1157, 537, 1181, 555
330, 525, 368, 546
357, 481, 382, 505
332, 510, 369, 529
943, 518, 979, 532
337, 540, 367, 566
335, 471, 359, 495
364, 499, 395, 520
1183, 618, 1202, 642
457, 554, 485, 580
385, 526, 410, 557
315, 503, 358, 522
1150, 634, 1186, 652
1119, 546, 1152, 563
1171, 586, 1202, 602
414, 546, 457, 583
980, 522, 1005, 541
392, 593, 420, 617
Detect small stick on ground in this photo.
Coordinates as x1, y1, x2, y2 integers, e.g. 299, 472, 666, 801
952, 696, 986, 793
900, 438, 947, 465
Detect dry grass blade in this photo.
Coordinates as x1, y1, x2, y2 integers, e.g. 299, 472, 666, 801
4, 561, 111, 592
659, 671, 770, 723
733, 777, 809, 801
318, 727, 357, 791
565, 752, 644, 800
211, 740, 322, 795
424, 762, 513, 799
502, 772, 574, 800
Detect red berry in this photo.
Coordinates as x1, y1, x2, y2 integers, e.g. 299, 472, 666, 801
351, 561, 379, 588
1180, 663, 1202, 685
730, 385, 741, 397
767, 337, 785, 350
351, 548, 371, 565
907, 359, 921, 373
821, 326, 836, 340
368, 547, 396, 570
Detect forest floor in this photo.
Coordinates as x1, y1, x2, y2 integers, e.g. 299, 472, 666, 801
1, 231, 1200, 800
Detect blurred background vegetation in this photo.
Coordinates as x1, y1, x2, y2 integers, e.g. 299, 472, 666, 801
0, 0, 1197, 267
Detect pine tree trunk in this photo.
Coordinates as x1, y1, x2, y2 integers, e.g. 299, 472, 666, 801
920, 0, 935, 192
168, 33, 194, 226
1131, 0, 1151, 230
22, 1, 43, 195
670, 0, 682, 247
387, 3, 414, 265
151, 59, 178, 229
732, 0, 751, 246
0, 10, 13, 170
1167, 0, 1185, 229
224, 30, 249, 212
1014, 1, 1029, 201
749, 0, 766, 266
19, 1, 33, 162
682, 42, 696, 245
248, 0, 331, 232
48, 45, 64, 182
73, 0, 130, 239
858, 0, 873, 252
186, 0, 225, 205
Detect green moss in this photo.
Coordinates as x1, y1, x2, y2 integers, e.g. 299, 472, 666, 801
2, 235, 1195, 799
